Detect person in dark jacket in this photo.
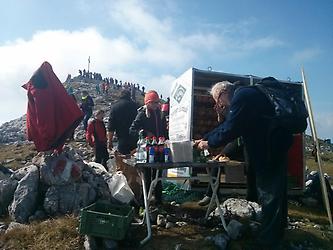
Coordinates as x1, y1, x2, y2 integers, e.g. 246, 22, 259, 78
86, 110, 109, 169
129, 90, 168, 139
129, 90, 168, 205
196, 81, 293, 248
80, 90, 94, 131
107, 90, 138, 155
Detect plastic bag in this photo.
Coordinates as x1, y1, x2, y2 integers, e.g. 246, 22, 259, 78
107, 156, 117, 174
108, 171, 134, 204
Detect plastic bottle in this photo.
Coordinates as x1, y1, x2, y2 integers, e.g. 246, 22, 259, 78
163, 140, 171, 163
136, 130, 147, 163
149, 146, 155, 163
151, 136, 158, 163
145, 136, 151, 162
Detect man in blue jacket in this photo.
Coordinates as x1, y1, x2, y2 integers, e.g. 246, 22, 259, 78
196, 81, 293, 249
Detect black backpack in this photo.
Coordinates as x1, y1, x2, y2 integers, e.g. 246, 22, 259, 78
254, 77, 308, 134
305, 171, 333, 209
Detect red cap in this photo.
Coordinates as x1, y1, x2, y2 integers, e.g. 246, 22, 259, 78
144, 90, 159, 105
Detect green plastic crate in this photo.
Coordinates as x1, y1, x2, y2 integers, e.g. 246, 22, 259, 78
79, 200, 134, 240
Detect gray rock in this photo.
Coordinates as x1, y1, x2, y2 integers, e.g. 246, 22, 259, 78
213, 198, 262, 220
84, 235, 97, 250
81, 164, 112, 200
226, 219, 244, 240
44, 182, 96, 215
39, 154, 82, 186
175, 221, 187, 227
207, 233, 229, 250
0, 222, 7, 232
166, 214, 178, 223
249, 221, 260, 234
6, 221, 27, 233
29, 210, 47, 222
9, 165, 39, 223
0, 178, 18, 215
166, 221, 175, 229
157, 214, 166, 227
0, 165, 14, 177
175, 243, 183, 250
11, 165, 36, 181
0, 116, 27, 143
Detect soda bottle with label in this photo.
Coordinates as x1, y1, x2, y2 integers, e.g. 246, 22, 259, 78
164, 140, 171, 163
149, 146, 155, 163
158, 136, 165, 162
151, 136, 158, 163
145, 136, 151, 163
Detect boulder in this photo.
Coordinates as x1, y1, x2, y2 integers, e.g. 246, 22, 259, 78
8, 165, 39, 223
11, 165, 37, 181
44, 182, 96, 215
81, 163, 112, 200
0, 178, 18, 215
39, 154, 82, 186
212, 198, 262, 221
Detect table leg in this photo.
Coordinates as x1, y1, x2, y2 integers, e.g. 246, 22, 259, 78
139, 171, 152, 246
147, 169, 160, 202
205, 167, 228, 233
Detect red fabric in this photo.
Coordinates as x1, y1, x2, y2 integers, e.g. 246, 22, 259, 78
86, 119, 107, 147
161, 103, 169, 112
287, 134, 304, 188
144, 90, 159, 105
23, 61, 84, 152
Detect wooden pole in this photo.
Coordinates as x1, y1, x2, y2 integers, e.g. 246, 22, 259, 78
301, 67, 333, 229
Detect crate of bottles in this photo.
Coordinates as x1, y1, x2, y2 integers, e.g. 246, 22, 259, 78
79, 200, 134, 240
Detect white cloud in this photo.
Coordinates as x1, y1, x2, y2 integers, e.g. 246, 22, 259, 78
291, 48, 322, 64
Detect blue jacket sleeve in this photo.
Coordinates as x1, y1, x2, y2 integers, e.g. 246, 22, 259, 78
206, 89, 249, 148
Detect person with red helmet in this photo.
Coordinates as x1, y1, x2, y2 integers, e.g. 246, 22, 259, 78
129, 90, 168, 205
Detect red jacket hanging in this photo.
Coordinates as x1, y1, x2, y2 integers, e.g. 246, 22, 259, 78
22, 61, 84, 152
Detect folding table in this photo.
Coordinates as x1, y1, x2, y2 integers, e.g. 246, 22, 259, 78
123, 159, 244, 246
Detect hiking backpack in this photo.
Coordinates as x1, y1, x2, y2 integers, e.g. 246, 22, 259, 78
254, 77, 308, 134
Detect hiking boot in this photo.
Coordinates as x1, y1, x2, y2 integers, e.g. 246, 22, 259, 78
198, 196, 211, 206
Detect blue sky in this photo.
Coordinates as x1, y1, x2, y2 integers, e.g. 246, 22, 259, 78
0, 0, 332, 139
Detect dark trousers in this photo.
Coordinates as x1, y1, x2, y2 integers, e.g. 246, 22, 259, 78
144, 168, 162, 204
254, 130, 292, 247
117, 139, 136, 155
256, 154, 288, 246
83, 111, 92, 131
95, 143, 109, 170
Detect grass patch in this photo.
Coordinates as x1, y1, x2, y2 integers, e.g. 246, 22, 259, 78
0, 215, 82, 250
